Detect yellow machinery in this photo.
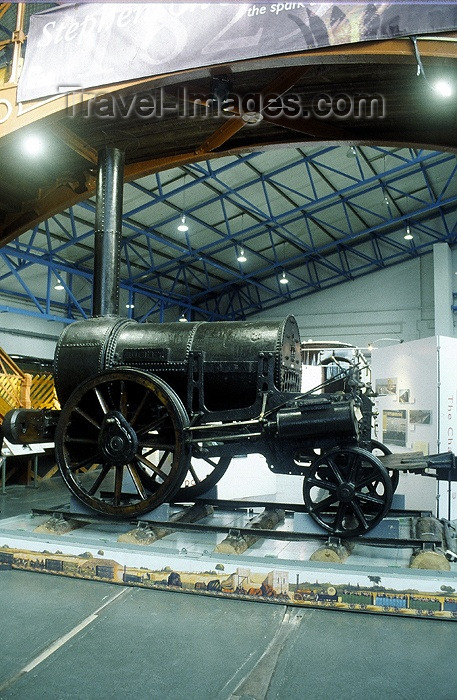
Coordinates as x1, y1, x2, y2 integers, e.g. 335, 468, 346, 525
0, 348, 59, 420
0, 348, 59, 489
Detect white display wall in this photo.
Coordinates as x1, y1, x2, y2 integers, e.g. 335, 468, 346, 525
371, 336, 457, 519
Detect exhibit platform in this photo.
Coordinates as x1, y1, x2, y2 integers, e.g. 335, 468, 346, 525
1, 490, 457, 621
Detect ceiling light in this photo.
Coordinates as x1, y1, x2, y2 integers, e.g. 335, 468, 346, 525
404, 224, 413, 240
23, 135, 44, 156
237, 247, 247, 263
434, 79, 453, 98
411, 38, 453, 99
346, 146, 357, 158
54, 283, 64, 291
177, 215, 188, 232
279, 270, 289, 285
126, 303, 134, 309
179, 313, 188, 322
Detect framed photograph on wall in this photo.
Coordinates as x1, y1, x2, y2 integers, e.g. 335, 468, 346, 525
399, 388, 411, 404
376, 378, 397, 395
409, 410, 432, 425
382, 409, 407, 446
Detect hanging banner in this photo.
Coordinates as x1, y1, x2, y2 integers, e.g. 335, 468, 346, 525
17, 2, 457, 102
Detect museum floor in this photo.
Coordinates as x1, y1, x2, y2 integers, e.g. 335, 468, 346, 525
1, 478, 456, 700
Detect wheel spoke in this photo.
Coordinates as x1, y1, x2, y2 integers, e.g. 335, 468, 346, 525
355, 469, 379, 489
127, 463, 148, 500
199, 455, 220, 470
365, 480, 381, 497
328, 458, 345, 485
74, 407, 101, 430
88, 463, 112, 495
347, 452, 361, 483
136, 451, 170, 482
139, 442, 175, 452
130, 389, 149, 427
94, 387, 110, 414
157, 451, 171, 470
188, 463, 200, 483
64, 437, 99, 445
333, 501, 347, 531
120, 381, 128, 418
69, 453, 101, 471
136, 415, 168, 437
306, 476, 338, 492
113, 464, 124, 506
350, 499, 369, 531
309, 493, 339, 513
135, 450, 172, 489
354, 490, 385, 507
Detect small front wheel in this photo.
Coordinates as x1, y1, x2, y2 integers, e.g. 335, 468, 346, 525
303, 446, 393, 537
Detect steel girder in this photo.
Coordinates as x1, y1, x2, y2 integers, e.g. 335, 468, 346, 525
0, 145, 456, 323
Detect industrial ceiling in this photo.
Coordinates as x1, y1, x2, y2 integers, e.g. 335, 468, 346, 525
1, 4, 457, 324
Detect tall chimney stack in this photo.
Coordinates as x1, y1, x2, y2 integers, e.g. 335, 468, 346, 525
93, 146, 125, 317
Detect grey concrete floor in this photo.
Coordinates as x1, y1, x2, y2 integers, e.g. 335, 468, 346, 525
1, 479, 457, 700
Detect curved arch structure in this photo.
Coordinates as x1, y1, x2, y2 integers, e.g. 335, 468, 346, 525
1, 33, 457, 244
1, 4, 457, 323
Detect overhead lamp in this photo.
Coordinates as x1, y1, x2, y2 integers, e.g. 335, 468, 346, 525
54, 282, 64, 291
177, 215, 189, 232
346, 146, 357, 158
412, 38, 454, 99
23, 134, 44, 156
179, 313, 188, 322
434, 79, 453, 98
237, 247, 247, 263
126, 303, 135, 309
279, 270, 289, 285
404, 224, 413, 240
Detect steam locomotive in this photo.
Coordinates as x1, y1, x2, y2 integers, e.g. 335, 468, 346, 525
0, 147, 435, 538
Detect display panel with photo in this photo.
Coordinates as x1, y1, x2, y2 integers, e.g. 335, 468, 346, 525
376, 378, 397, 395
398, 389, 411, 404
382, 409, 407, 446
409, 410, 432, 425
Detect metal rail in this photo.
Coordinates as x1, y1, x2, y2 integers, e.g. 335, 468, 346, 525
30, 500, 440, 551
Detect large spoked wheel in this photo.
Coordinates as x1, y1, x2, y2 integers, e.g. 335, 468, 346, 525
55, 369, 190, 517
303, 446, 393, 537
173, 449, 231, 501
370, 439, 399, 494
